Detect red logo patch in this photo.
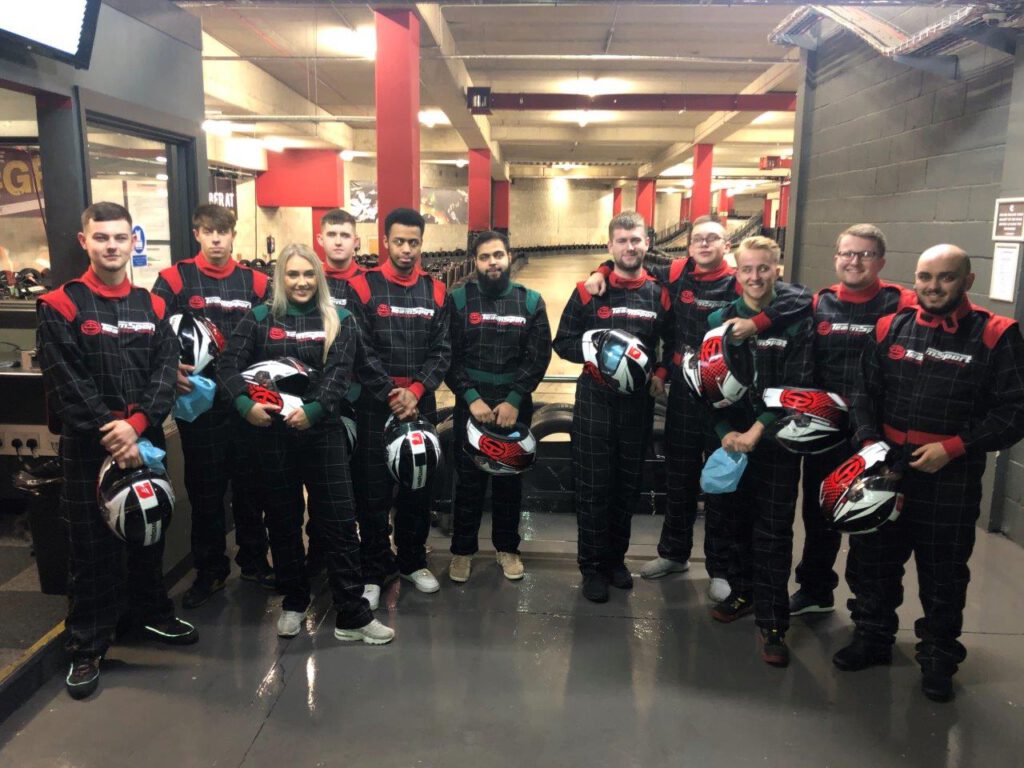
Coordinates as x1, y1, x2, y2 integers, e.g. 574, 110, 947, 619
188, 295, 206, 310
700, 335, 723, 362
817, 321, 832, 336
135, 481, 154, 499
888, 344, 906, 361
80, 320, 101, 336
780, 389, 816, 411
377, 304, 392, 318
269, 327, 286, 340
248, 383, 283, 408
469, 312, 482, 325
411, 432, 424, 446
627, 346, 642, 360
478, 435, 530, 468
821, 454, 867, 511
597, 306, 612, 319
680, 290, 695, 304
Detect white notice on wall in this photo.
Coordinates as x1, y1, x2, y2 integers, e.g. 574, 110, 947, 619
990, 242, 1020, 303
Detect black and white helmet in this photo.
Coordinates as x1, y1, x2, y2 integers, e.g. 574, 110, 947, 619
241, 357, 311, 418
819, 442, 903, 534
581, 328, 651, 394
169, 312, 225, 376
465, 419, 537, 475
762, 387, 849, 454
384, 416, 443, 490
97, 457, 175, 546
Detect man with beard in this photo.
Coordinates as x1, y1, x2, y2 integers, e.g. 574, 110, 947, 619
553, 211, 672, 603
446, 231, 551, 582
840, 245, 1024, 702
346, 208, 451, 605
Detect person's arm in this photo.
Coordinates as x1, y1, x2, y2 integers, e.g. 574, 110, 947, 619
850, 318, 888, 447
552, 284, 589, 363
507, 295, 553, 408
130, 295, 179, 433
952, 322, 1024, 456
411, 282, 452, 400
444, 300, 478, 405
755, 317, 815, 430
217, 308, 260, 418
750, 279, 813, 334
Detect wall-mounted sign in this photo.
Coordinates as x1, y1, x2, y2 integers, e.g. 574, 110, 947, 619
990, 242, 1020, 303
992, 198, 1024, 242
132, 224, 147, 267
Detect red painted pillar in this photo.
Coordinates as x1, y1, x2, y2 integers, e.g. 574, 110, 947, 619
636, 178, 656, 227
612, 187, 623, 216
763, 198, 773, 230
375, 9, 420, 248
692, 143, 713, 219
679, 195, 690, 223
717, 189, 730, 217
255, 150, 345, 256
779, 181, 791, 229
468, 149, 491, 231
492, 179, 510, 230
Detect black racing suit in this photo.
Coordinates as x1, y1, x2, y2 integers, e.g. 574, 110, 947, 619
709, 294, 815, 633
850, 300, 1024, 676
37, 269, 178, 658
217, 301, 372, 628
795, 280, 913, 601
152, 252, 271, 579
445, 280, 552, 555
553, 272, 672, 576
346, 259, 451, 583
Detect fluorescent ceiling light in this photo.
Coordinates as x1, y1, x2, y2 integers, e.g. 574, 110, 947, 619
455, 159, 468, 168
202, 120, 233, 136
751, 112, 778, 126
317, 25, 376, 59
339, 149, 355, 161
418, 109, 450, 128
560, 77, 631, 98
155, 155, 167, 163
554, 110, 615, 126
156, 173, 169, 181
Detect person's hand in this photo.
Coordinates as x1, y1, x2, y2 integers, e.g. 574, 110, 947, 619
115, 443, 143, 470
649, 376, 666, 399
722, 423, 764, 453
283, 408, 310, 431
246, 402, 279, 427
723, 317, 758, 341
909, 442, 952, 473
494, 402, 519, 428
388, 388, 419, 420
469, 398, 494, 424
99, 419, 138, 456
175, 363, 195, 394
584, 271, 607, 297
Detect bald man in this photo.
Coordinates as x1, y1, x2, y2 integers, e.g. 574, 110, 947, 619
839, 245, 1024, 702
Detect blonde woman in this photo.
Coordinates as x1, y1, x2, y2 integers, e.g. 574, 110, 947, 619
218, 243, 393, 644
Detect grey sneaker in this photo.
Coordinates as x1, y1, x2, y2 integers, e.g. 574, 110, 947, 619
449, 555, 472, 583
640, 557, 690, 580
362, 584, 381, 611
277, 609, 305, 638
495, 552, 525, 581
401, 568, 440, 593
335, 618, 395, 645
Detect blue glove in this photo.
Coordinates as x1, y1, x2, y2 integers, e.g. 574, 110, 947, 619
700, 447, 749, 494
136, 438, 167, 474
173, 375, 216, 422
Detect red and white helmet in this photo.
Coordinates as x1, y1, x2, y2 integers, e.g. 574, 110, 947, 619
97, 457, 175, 546
241, 357, 311, 418
169, 312, 225, 376
819, 442, 903, 534
582, 328, 651, 395
680, 324, 756, 408
465, 419, 537, 475
384, 416, 443, 490
763, 387, 849, 454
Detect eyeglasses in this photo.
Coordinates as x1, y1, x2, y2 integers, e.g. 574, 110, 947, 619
836, 250, 880, 262
691, 235, 723, 246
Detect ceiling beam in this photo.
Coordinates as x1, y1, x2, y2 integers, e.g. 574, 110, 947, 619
490, 125, 695, 144
483, 92, 797, 112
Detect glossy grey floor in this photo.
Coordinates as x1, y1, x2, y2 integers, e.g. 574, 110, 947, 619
1, 515, 1023, 768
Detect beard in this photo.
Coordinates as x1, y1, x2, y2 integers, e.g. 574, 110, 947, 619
918, 286, 966, 315
477, 267, 510, 297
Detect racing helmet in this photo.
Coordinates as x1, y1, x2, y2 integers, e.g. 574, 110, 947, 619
581, 328, 652, 394
338, 400, 357, 453
241, 357, 311, 418
169, 312, 225, 376
384, 416, 443, 490
763, 387, 850, 454
97, 457, 175, 546
819, 441, 903, 534
464, 419, 537, 475
680, 324, 756, 409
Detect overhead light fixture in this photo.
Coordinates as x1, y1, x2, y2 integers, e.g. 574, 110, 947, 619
681, 179, 694, 188
556, 110, 614, 127
418, 109, 450, 128
660, 187, 678, 194
455, 158, 468, 168
263, 137, 290, 153
339, 149, 355, 161
155, 155, 167, 163
156, 173, 169, 181
317, 26, 376, 60
561, 77, 630, 98
201, 120, 233, 136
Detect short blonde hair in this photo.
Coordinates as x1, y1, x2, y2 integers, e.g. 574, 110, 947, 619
737, 236, 781, 264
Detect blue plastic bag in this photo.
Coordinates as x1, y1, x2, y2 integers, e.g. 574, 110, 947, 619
173, 375, 216, 423
137, 438, 167, 474
700, 447, 749, 494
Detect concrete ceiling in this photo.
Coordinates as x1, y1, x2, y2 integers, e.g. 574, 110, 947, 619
179, 1, 802, 181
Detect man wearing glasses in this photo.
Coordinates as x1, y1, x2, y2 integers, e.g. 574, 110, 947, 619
790, 225, 914, 617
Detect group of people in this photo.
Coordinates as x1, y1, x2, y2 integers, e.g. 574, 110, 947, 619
37, 199, 1024, 707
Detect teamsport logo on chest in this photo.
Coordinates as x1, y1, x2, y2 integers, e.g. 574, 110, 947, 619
377, 304, 435, 319
187, 296, 251, 312
756, 337, 788, 350
468, 312, 527, 327
817, 322, 874, 336
596, 306, 657, 321
887, 345, 972, 367
330, 297, 348, 307
679, 292, 728, 311
269, 327, 326, 342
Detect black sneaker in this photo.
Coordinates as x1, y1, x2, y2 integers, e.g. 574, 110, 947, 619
789, 588, 835, 616
141, 617, 199, 646
582, 572, 610, 603
603, 564, 634, 590
832, 637, 893, 671
182, 574, 226, 609
921, 673, 954, 703
241, 560, 277, 590
66, 656, 100, 700
711, 592, 754, 623
760, 629, 789, 667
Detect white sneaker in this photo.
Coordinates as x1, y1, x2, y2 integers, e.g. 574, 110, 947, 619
362, 584, 381, 611
335, 618, 395, 645
639, 557, 690, 580
277, 609, 305, 638
401, 567, 440, 593
708, 577, 731, 603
